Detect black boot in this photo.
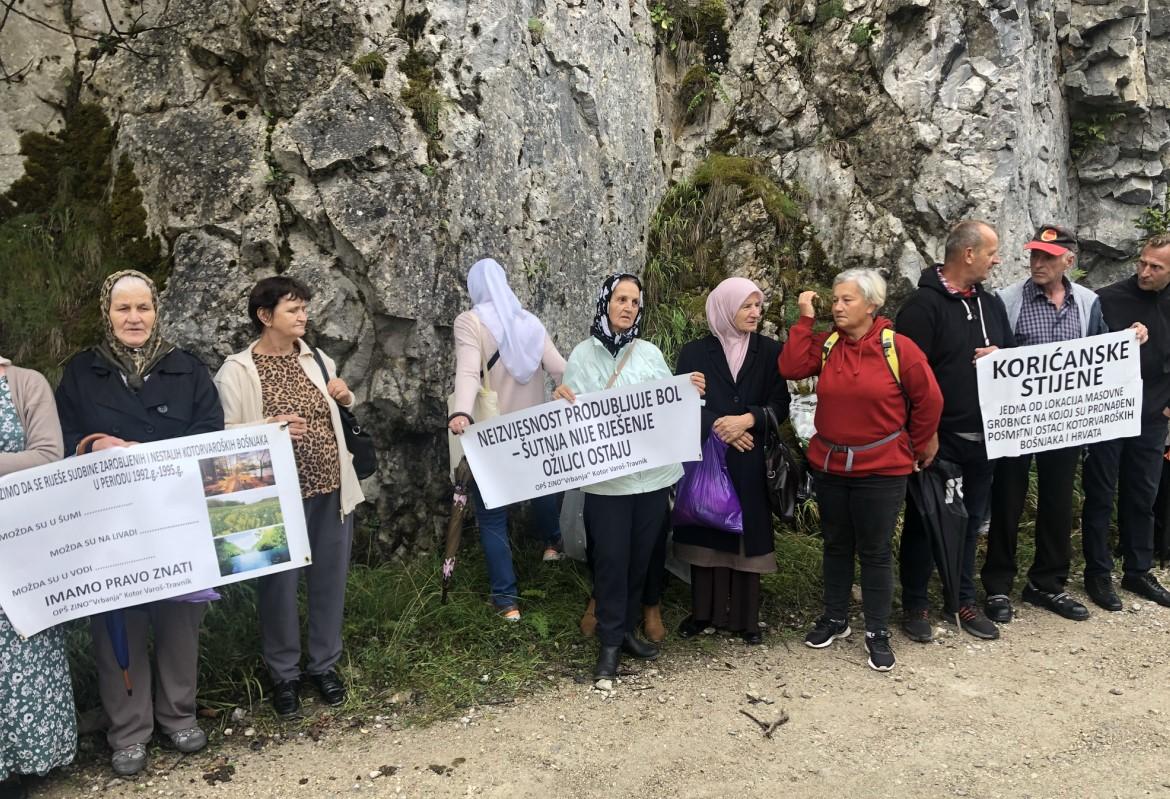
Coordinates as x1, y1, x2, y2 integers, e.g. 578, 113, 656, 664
621, 632, 659, 660
594, 645, 620, 680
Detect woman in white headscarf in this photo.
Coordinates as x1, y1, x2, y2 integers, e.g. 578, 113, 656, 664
448, 259, 568, 620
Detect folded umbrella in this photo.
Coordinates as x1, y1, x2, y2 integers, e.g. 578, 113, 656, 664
907, 458, 967, 627
104, 611, 133, 695
441, 457, 476, 605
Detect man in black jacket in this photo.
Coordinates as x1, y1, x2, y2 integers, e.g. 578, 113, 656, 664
1080, 234, 1170, 610
896, 220, 1015, 642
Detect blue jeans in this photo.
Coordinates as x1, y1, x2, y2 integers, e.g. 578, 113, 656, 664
473, 491, 562, 608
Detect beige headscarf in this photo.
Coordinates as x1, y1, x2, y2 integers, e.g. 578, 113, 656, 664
94, 269, 174, 391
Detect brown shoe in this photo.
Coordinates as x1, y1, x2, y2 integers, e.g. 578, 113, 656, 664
579, 597, 597, 637
642, 604, 666, 643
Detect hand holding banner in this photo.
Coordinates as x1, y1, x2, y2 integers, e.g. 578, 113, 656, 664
977, 330, 1142, 459
461, 375, 701, 508
0, 425, 309, 637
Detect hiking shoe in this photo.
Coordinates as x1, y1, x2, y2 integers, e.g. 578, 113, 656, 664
901, 608, 933, 643
542, 546, 564, 562
984, 594, 1013, 623
804, 616, 851, 648
167, 726, 207, 753
958, 605, 1000, 640
111, 743, 147, 776
865, 630, 896, 672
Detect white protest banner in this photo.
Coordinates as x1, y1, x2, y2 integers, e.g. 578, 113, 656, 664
977, 330, 1142, 459
461, 375, 701, 508
0, 424, 309, 637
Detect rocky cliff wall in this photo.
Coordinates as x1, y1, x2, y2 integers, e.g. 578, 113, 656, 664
2, 0, 1167, 553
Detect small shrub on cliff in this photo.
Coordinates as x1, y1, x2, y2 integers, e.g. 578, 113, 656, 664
399, 48, 445, 161
1136, 188, 1170, 237
351, 52, 388, 81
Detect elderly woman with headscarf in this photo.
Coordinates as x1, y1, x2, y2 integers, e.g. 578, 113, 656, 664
553, 273, 706, 681
0, 357, 76, 799
672, 278, 790, 644
779, 269, 942, 672
55, 270, 224, 776
214, 276, 364, 719
448, 258, 568, 621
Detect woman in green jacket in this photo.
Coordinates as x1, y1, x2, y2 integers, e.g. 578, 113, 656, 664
553, 273, 704, 680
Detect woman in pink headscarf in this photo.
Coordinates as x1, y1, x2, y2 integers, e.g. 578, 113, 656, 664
673, 278, 790, 643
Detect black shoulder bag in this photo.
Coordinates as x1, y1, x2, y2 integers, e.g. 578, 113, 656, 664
763, 406, 802, 523
312, 349, 377, 479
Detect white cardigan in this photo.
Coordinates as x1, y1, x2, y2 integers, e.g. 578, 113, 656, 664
214, 339, 365, 517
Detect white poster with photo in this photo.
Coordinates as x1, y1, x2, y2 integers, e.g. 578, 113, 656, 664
462, 375, 701, 509
977, 330, 1143, 459
0, 425, 309, 637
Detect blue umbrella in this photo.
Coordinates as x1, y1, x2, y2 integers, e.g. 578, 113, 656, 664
104, 611, 133, 695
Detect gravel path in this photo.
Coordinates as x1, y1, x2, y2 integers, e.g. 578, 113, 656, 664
35, 588, 1170, 799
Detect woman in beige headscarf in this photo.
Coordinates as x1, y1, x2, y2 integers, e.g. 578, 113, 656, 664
56, 270, 224, 776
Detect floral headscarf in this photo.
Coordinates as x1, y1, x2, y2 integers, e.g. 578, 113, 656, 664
94, 269, 174, 392
590, 273, 643, 357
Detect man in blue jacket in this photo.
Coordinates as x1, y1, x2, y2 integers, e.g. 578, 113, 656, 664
1080, 234, 1170, 610
981, 225, 1107, 623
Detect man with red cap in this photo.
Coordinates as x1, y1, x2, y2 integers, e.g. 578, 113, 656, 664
1079, 234, 1170, 611
981, 225, 1107, 623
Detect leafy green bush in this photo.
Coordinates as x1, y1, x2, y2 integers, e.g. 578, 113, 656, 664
0, 104, 163, 383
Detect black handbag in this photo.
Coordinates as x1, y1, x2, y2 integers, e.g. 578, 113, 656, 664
763, 406, 802, 522
312, 349, 377, 479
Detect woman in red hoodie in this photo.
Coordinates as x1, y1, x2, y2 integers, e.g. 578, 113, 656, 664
779, 268, 942, 672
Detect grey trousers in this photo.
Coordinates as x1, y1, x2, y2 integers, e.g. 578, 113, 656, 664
258, 489, 354, 682
90, 601, 206, 750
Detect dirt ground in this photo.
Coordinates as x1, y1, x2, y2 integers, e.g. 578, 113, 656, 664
34, 585, 1170, 799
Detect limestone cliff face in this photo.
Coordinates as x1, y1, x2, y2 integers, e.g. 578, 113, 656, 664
1, 0, 1166, 551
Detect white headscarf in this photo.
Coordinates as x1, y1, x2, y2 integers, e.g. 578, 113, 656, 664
467, 258, 548, 385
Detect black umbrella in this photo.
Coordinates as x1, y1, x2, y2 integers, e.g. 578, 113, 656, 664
906, 458, 967, 627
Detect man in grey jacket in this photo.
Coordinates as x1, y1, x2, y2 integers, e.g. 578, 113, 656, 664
981, 225, 1108, 623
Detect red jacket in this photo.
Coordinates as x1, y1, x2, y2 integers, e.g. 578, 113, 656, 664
778, 315, 943, 477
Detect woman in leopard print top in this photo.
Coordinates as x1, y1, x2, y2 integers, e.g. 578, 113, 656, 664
214, 276, 365, 719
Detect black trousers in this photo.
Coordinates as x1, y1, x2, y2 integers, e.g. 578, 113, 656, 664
814, 471, 907, 633
583, 489, 671, 646
1081, 421, 1165, 578
584, 501, 669, 607
981, 447, 1080, 596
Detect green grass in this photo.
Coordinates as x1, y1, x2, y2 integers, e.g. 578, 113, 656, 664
60, 464, 1091, 730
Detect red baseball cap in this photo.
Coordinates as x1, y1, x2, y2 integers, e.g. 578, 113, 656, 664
1023, 224, 1077, 256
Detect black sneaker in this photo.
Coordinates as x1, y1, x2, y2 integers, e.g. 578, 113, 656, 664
865, 630, 895, 672
1120, 572, 1170, 608
958, 605, 1000, 640
804, 616, 851, 648
901, 607, 933, 643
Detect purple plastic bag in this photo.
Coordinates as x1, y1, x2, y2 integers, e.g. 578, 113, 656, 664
672, 435, 744, 534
